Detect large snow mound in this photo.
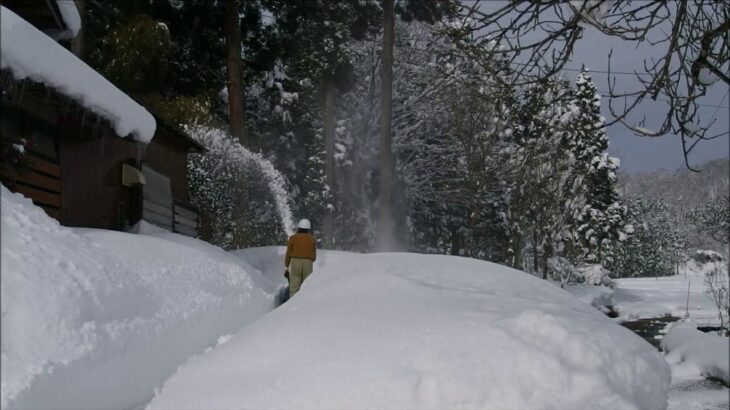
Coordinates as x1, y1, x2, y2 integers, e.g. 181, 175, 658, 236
149, 248, 671, 410
0, 186, 278, 409
0, 7, 156, 142
661, 321, 729, 385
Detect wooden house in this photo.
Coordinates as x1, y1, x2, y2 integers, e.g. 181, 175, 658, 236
0, 2, 203, 236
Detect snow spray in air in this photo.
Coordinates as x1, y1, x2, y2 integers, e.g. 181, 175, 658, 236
185, 126, 295, 236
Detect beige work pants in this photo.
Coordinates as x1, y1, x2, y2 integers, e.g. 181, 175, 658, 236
289, 257, 313, 297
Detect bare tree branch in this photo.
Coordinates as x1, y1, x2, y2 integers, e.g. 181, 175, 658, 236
442, 0, 730, 169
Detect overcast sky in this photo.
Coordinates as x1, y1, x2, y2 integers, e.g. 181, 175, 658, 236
572, 24, 729, 174
473, 1, 729, 174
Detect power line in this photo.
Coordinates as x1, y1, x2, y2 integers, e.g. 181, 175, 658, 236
354, 38, 730, 109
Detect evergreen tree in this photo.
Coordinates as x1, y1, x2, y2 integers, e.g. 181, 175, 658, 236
607, 197, 681, 277
686, 196, 730, 248
565, 71, 628, 266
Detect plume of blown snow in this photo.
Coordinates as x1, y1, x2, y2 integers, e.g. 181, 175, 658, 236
186, 126, 295, 236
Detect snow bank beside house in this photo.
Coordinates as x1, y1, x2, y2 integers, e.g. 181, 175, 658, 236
0, 186, 277, 409
150, 250, 670, 410
661, 321, 729, 385
0, 6, 155, 142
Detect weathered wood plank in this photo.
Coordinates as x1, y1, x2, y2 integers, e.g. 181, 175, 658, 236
174, 213, 197, 229
143, 199, 173, 217
173, 204, 198, 220
15, 184, 61, 207
16, 170, 61, 193
174, 222, 197, 237
27, 156, 61, 177
142, 209, 172, 230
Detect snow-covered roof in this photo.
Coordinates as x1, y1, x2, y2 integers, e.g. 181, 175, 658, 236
53, 0, 82, 39
0, 6, 156, 143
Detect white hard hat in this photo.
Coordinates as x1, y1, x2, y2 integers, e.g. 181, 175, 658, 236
298, 219, 311, 230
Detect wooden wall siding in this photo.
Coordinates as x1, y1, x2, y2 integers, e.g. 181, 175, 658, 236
59, 133, 141, 230
13, 155, 63, 220
144, 127, 190, 202
173, 201, 199, 237
141, 165, 174, 231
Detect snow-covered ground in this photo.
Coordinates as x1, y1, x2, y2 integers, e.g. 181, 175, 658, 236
662, 321, 728, 385
613, 277, 721, 326
149, 247, 670, 410
0, 187, 280, 409
663, 322, 729, 410
566, 275, 729, 410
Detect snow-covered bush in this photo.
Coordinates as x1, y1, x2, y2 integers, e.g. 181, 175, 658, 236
575, 263, 615, 288
546, 257, 614, 288
692, 249, 725, 264
704, 266, 730, 336
606, 197, 683, 277
685, 249, 728, 278
547, 256, 577, 285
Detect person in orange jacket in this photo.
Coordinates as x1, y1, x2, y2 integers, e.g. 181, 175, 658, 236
284, 219, 317, 297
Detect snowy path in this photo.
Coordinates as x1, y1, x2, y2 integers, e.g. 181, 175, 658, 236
148, 248, 670, 410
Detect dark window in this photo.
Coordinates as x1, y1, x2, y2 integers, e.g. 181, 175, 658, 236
27, 115, 58, 161
0, 103, 23, 140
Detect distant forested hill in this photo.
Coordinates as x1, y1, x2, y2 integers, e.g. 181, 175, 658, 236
617, 158, 729, 258
619, 159, 729, 213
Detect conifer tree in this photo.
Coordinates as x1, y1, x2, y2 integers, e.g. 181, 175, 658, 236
566, 70, 628, 265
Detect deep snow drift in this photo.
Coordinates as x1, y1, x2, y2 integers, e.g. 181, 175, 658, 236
662, 321, 729, 385
149, 248, 671, 410
0, 186, 279, 409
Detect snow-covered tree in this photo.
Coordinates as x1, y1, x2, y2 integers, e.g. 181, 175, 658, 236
565, 70, 629, 266
686, 196, 730, 251
507, 78, 577, 276
606, 197, 682, 277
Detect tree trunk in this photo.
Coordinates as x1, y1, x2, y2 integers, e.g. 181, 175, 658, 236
533, 228, 541, 277
224, 0, 246, 146
322, 81, 336, 247
541, 247, 550, 280
511, 232, 523, 270
71, 0, 84, 56
377, 0, 395, 251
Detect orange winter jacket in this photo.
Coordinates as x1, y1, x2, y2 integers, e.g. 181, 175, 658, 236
285, 232, 317, 266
